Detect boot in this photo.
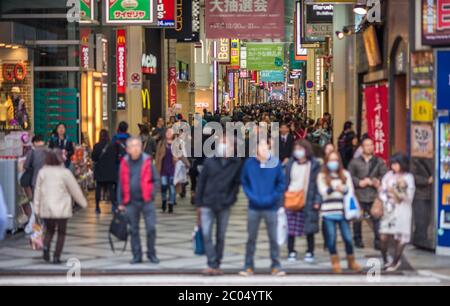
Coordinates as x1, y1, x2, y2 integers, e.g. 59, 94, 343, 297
162, 200, 167, 213
43, 248, 50, 263
331, 255, 342, 274
347, 255, 362, 273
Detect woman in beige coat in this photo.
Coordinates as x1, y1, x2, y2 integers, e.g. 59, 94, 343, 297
34, 150, 88, 264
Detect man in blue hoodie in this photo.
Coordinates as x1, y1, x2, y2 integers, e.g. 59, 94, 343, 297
240, 141, 286, 276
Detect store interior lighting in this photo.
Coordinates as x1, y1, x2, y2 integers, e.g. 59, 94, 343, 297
354, 4, 368, 15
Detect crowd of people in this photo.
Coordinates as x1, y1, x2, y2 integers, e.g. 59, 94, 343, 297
6, 101, 417, 276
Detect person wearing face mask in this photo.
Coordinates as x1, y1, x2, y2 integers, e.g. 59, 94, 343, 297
317, 151, 361, 274
283, 140, 322, 263
195, 137, 242, 276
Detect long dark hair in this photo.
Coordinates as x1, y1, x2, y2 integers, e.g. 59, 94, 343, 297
293, 139, 313, 160
322, 151, 347, 187
45, 149, 63, 166
99, 129, 110, 143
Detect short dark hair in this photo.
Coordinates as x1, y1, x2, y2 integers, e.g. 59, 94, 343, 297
344, 121, 353, 131
32, 135, 44, 143
45, 149, 63, 166
294, 139, 314, 160
118, 121, 129, 133
390, 152, 410, 173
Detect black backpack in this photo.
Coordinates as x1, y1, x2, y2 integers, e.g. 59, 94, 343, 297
108, 211, 129, 254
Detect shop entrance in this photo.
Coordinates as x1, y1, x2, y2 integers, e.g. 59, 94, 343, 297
80, 71, 103, 148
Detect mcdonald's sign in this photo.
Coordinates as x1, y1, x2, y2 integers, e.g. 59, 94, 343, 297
142, 88, 151, 110
116, 29, 127, 95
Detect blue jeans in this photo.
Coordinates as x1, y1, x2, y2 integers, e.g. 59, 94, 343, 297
323, 216, 354, 256
201, 207, 231, 269
161, 176, 176, 205
244, 209, 281, 270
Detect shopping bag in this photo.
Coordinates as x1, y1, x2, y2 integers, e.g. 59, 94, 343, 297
30, 222, 44, 251
277, 208, 288, 246
108, 210, 129, 254
344, 192, 361, 221
192, 226, 205, 256
174, 160, 188, 186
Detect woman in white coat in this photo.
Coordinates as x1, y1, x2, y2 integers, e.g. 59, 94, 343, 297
34, 149, 88, 264
379, 153, 416, 272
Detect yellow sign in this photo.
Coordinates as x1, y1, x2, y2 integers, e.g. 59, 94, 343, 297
141, 89, 151, 110
230, 39, 240, 67
412, 88, 434, 122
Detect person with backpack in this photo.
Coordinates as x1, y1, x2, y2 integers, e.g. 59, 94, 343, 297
112, 121, 130, 166
48, 123, 74, 169
92, 129, 118, 215
348, 137, 388, 250
22, 135, 48, 198
240, 141, 286, 277
117, 137, 160, 265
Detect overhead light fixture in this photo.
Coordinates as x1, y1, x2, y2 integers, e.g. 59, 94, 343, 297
5, 45, 12, 48
354, 4, 368, 15
12, 46, 19, 49
0, 43, 5, 47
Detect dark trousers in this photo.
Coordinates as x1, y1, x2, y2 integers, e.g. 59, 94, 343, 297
43, 219, 68, 258
353, 201, 380, 244
201, 207, 231, 269
127, 201, 157, 260
95, 182, 117, 211
288, 234, 315, 255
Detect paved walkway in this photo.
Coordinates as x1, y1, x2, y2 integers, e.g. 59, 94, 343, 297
0, 191, 447, 277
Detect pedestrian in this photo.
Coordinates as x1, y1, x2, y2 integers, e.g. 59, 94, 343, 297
117, 137, 160, 265
139, 123, 157, 158
348, 137, 388, 250
0, 184, 7, 241
337, 121, 356, 169
410, 158, 434, 246
91, 129, 118, 214
33, 149, 88, 264
22, 135, 48, 198
284, 140, 322, 263
112, 121, 130, 165
379, 153, 416, 272
317, 151, 361, 274
152, 117, 166, 145
240, 142, 286, 277
195, 137, 242, 276
48, 123, 74, 168
279, 122, 294, 165
155, 128, 189, 213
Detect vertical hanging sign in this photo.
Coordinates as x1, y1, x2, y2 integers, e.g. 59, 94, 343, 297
116, 29, 127, 110
168, 66, 177, 109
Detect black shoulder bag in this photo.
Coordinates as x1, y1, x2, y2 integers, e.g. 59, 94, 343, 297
108, 210, 129, 254
20, 150, 34, 188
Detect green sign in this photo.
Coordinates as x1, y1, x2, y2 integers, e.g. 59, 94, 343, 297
80, 0, 93, 21
105, 0, 155, 25
246, 43, 285, 71
260, 71, 285, 82
289, 44, 304, 70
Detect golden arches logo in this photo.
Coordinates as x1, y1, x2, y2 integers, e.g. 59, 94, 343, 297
117, 35, 126, 45
141, 89, 151, 110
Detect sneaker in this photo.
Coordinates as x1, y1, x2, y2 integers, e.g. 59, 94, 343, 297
130, 257, 143, 265
148, 255, 160, 264
304, 252, 315, 263
354, 241, 365, 249
271, 268, 286, 277
386, 261, 402, 272
239, 268, 254, 276
287, 252, 297, 262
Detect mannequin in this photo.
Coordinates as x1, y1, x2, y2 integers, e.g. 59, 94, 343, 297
11, 87, 29, 130
0, 93, 13, 130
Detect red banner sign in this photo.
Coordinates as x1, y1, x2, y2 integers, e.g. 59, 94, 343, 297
168, 66, 177, 108
205, 0, 284, 40
116, 29, 127, 95
365, 84, 390, 162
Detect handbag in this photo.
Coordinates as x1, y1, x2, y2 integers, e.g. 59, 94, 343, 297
371, 198, 384, 219
193, 226, 205, 256
108, 210, 129, 254
344, 192, 361, 221
277, 208, 288, 246
284, 191, 305, 211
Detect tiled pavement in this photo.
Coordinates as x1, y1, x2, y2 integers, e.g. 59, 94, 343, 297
0, 191, 445, 275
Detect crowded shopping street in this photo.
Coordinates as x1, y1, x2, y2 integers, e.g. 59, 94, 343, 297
0, 0, 450, 289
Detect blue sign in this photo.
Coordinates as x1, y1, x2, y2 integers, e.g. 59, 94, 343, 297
437, 50, 450, 111
260, 71, 285, 82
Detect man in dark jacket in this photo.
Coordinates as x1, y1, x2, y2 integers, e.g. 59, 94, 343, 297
112, 121, 130, 165
411, 158, 434, 249
195, 138, 242, 276
338, 121, 356, 169
279, 122, 294, 165
348, 137, 387, 249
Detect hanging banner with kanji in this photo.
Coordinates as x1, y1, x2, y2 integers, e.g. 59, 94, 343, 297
205, 0, 285, 40
365, 84, 390, 162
